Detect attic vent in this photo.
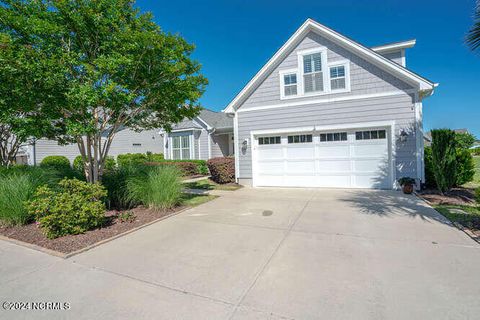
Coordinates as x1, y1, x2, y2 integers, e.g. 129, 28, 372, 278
133, 143, 142, 147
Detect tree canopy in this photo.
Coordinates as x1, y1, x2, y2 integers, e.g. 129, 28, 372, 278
0, 0, 207, 181
467, 0, 480, 51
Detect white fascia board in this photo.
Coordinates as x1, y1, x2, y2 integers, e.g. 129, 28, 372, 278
194, 117, 212, 130
371, 39, 416, 53
224, 19, 434, 113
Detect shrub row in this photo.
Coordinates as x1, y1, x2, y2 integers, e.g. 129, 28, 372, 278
207, 157, 235, 184
116, 152, 164, 167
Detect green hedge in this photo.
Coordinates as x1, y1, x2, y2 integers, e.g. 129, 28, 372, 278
160, 160, 208, 175
117, 153, 164, 167
40, 156, 71, 171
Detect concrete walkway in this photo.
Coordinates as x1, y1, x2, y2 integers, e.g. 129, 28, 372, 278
1, 188, 480, 319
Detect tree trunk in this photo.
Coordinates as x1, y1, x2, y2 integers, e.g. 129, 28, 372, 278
76, 130, 116, 184
0, 125, 23, 168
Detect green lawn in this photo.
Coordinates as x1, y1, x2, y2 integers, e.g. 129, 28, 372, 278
183, 178, 242, 191
181, 193, 218, 207
435, 205, 480, 230
464, 156, 480, 189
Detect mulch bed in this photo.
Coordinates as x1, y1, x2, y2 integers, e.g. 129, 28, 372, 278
0, 206, 186, 254
418, 187, 476, 206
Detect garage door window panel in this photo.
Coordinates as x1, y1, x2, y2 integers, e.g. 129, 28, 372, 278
258, 136, 281, 145
319, 132, 348, 142
288, 134, 312, 144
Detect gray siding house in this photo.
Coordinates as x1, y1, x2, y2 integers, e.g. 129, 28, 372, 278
24, 109, 232, 165
224, 19, 437, 189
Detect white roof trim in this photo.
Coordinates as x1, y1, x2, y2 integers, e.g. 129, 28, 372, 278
371, 39, 416, 53
223, 19, 435, 113
194, 117, 212, 130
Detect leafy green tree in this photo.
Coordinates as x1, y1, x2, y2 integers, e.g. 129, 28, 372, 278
467, 0, 480, 51
1, 0, 207, 182
0, 32, 65, 167
431, 129, 457, 193
455, 132, 476, 149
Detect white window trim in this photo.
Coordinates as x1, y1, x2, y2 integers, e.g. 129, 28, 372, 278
297, 47, 328, 97
279, 68, 299, 100
328, 60, 351, 94
169, 134, 194, 160
278, 48, 352, 100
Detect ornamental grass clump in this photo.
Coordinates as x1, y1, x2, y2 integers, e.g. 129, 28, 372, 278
0, 166, 61, 226
27, 178, 107, 239
126, 166, 182, 210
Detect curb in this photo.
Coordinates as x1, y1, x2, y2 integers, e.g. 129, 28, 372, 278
0, 206, 192, 259
415, 192, 480, 244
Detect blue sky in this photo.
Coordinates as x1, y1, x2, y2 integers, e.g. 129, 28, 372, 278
136, 0, 480, 138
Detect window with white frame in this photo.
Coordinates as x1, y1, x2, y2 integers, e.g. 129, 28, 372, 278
303, 53, 323, 93
330, 65, 346, 90
283, 73, 297, 96
171, 135, 191, 159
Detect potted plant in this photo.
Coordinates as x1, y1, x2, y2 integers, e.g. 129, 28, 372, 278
398, 177, 416, 194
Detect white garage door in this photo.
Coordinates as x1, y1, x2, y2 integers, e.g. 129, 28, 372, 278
253, 128, 392, 189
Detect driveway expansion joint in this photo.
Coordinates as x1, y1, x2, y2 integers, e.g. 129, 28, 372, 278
70, 260, 235, 307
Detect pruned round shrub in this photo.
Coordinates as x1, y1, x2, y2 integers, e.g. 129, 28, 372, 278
40, 156, 71, 172
207, 157, 235, 184
73, 155, 116, 173
27, 179, 107, 239
126, 166, 182, 210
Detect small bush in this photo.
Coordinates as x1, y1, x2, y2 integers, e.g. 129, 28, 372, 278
40, 156, 71, 172
207, 157, 235, 184
431, 129, 457, 193
126, 166, 182, 210
455, 149, 475, 186
117, 153, 148, 167
27, 179, 107, 239
0, 167, 62, 226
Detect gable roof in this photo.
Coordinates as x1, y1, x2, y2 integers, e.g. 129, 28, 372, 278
224, 19, 436, 113
171, 108, 233, 131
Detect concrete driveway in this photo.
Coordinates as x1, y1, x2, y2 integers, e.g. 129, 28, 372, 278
1, 188, 480, 319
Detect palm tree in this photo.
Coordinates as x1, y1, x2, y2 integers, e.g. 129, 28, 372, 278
467, 0, 480, 51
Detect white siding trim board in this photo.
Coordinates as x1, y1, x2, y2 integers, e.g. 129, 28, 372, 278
237, 90, 416, 113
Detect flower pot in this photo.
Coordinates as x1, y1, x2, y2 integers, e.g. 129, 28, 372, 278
402, 184, 414, 194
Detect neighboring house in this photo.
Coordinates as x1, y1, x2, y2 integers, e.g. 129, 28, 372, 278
23, 109, 232, 165
224, 19, 437, 189
162, 109, 233, 160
